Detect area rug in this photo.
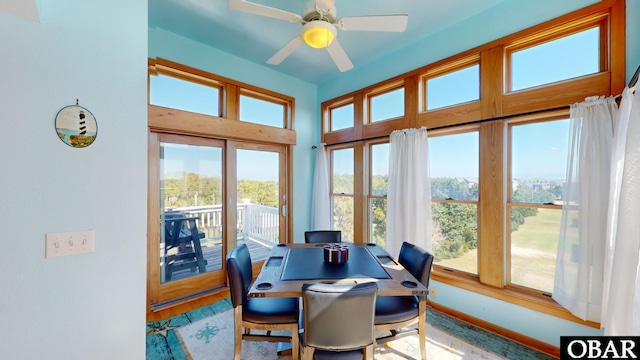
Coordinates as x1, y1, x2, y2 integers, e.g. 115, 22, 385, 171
176, 309, 288, 360
147, 299, 556, 360
175, 309, 505, 359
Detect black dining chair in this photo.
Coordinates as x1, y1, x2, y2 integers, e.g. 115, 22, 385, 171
374, 241, 434, 360
304, 230, 342, 244
300, 282, 378, 360
226, 244, 300, 360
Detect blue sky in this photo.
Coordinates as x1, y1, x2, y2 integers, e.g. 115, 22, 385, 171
152, 26, 598, 183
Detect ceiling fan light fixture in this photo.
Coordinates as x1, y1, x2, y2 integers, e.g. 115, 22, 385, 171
302, 20, 336, 49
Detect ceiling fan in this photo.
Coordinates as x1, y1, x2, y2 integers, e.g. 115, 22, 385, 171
228, 0, 408, 72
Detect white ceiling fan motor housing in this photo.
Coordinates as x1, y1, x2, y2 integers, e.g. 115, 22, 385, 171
302, 0, 336, 23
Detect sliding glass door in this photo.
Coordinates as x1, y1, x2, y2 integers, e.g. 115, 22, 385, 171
148, 133, 288, 307
234, 143, 287, 263
148, 133, 227, 305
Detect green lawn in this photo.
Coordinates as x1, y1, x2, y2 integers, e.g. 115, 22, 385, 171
511, 208, 561, 293
436, 208, 561, 293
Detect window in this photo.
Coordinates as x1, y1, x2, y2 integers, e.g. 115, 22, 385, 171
239, 94, 286, 128
425, 64, 480, 110
317, 1, 622, 323
159, 140, 224, 284
147, 59, 294, 313
330, 103, 354, 131
509, 26, 601, 91
236, 146, 285, 262
331, 147, 354, 242
430, 131, 479, 275
368, 142, 389, 246
508, 119, 569, 293
149, 74, 220, 116
369, 87, 404, 123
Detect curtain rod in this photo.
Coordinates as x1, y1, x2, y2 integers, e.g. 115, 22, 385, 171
312, 103, 572, 149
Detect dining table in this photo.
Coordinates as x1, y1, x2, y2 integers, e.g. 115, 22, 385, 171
247, 242, 429, 358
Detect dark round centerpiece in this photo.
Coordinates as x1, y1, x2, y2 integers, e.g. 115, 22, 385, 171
323, 243, 349, 265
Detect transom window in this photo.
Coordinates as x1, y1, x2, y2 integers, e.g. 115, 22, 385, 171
149, 74, 220, 116
508, 26, 601, 92
369, 87, 404, 123
239, 93, 286, 128
424, 64, 480, 110
330, 103, 354, 131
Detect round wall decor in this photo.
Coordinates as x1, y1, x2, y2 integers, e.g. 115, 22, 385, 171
55, 103, 97, 148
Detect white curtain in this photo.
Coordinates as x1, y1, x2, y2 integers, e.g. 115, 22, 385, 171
602, 84, 640, 335
385, 127, 432, 258
553, 96, 617, 322
311, 143, 331, 230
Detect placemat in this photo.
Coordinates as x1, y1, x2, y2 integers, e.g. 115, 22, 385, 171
281, 246, 390, 280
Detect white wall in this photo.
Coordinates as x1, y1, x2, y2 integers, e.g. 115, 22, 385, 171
0, 1, 148, 359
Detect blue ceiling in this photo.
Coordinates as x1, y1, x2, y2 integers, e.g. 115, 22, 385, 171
149, 0, 596, 85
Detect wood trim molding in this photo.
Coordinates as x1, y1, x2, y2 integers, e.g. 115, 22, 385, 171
148, 105, 296, 145
477, 121, 505, 288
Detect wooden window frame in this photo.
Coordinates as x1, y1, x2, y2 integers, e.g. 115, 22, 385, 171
319, 0, 624, 327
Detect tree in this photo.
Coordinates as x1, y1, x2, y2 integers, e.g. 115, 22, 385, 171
432, 202, 477, 260
371, 175, 388, 245
237, 180, 278, 207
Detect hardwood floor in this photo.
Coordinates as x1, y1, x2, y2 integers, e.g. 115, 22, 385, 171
167, 238, 273, 281
148, 238, 275, 322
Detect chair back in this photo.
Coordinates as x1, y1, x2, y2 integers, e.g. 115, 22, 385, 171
302, 282, 377, 351
398, 242, 434, 288
226, 244, 253, 308
164, 218, 182, 248
304, 230, 342, 244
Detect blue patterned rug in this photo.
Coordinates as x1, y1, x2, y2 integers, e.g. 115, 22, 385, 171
146, 298, 556, 359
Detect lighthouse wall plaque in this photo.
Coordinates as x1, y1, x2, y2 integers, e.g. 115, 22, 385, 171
55, 102, 97, 148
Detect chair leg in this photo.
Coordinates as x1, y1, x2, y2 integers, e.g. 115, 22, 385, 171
291, 324, 299, 360
300, 345, 314, 360
418, 299, 427, 360
233, 307, 243, 360
364, 344, 374, 360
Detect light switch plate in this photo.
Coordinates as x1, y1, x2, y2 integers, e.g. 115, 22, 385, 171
45, 230, 95, 258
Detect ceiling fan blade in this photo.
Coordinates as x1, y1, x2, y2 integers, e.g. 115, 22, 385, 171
228, 0, 302, 23
267, 36, 304, 65
326, 39, 354, 72
338, 15, 408, 32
